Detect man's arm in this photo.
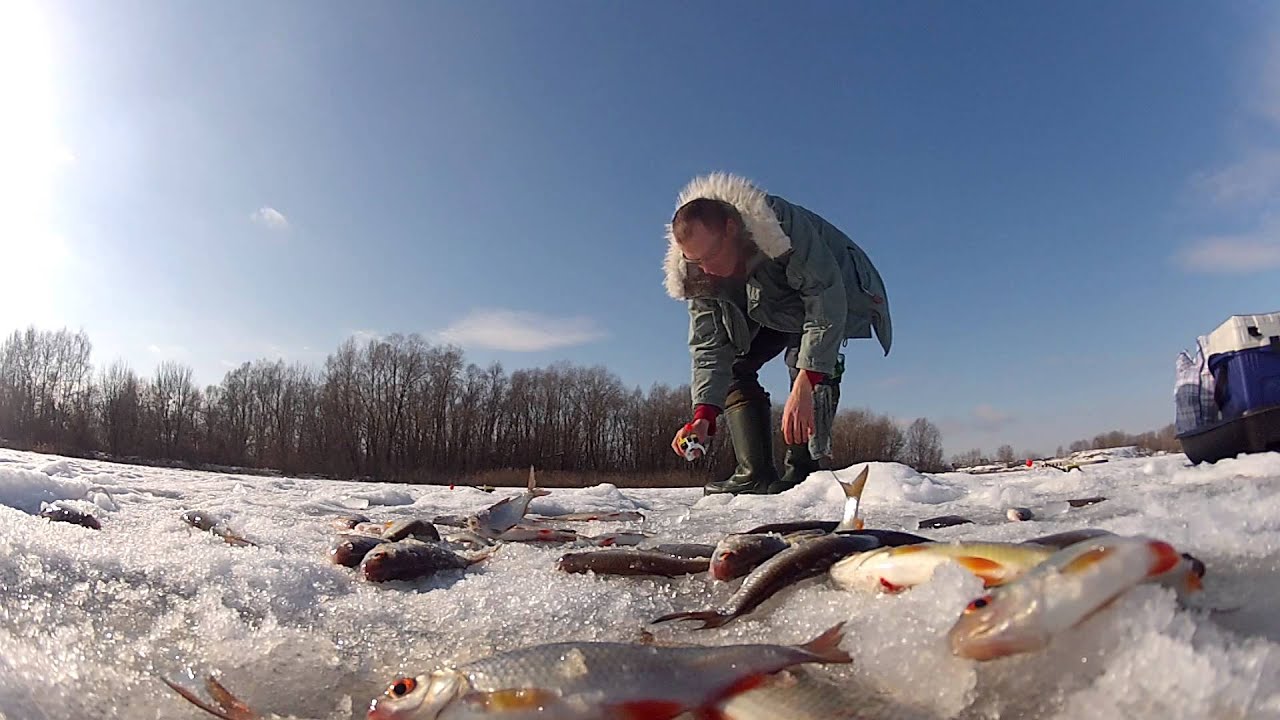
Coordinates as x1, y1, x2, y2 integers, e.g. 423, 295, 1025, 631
780, 210, 847, 378
688, 297, 734, 429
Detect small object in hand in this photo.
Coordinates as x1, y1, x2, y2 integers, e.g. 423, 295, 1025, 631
678, 429, 707, 461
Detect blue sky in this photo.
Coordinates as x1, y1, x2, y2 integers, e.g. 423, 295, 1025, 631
3, 0, 1278, 458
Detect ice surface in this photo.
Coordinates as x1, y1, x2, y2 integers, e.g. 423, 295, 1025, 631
1, 446, 1279, 719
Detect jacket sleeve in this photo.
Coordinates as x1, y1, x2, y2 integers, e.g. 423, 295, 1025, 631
780, 211, 847, 377
688, 297, 734, 409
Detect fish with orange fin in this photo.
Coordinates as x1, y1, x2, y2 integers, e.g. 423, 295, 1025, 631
365, 623, 852, 719
829, 541, 1057, 593
948, 534, 1188, 660
162, 675, 266, 720
690, 668, 942, 720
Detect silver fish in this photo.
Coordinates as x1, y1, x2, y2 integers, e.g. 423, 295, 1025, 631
533, 510, 645, 523
365, 623, 852, 720
182, 510, 256, 547
465, 467, 550, 539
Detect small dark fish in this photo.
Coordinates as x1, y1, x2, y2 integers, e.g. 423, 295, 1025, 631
654, 533, 881, 629
1006, 507, 1034, 522
917, 515, 973, 530
587, 532, 648, 547
711, 533, 790, 581
653, 543, 717, 559
181, 510, 256, 547
432, 514, 469, 528
181, 509, 220, 532
359, 539, 479, 582
1022, 528, 1114, 550
328, 533, 384, 568
539, 511, 646, 523
332, 514, 372, 530
39, 505, 101, 530
381, 518, 440, 542
557, 550, 710, 577
1067, 496, 1107, 508
742, 520, 839, 535
835, 529, 934, 546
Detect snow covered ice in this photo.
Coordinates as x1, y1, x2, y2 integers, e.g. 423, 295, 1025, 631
2, 447, 1280, 719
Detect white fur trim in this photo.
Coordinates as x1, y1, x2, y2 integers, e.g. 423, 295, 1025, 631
662, 172, 792, 299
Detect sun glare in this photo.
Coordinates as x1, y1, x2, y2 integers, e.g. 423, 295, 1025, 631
0, 0, 72, 327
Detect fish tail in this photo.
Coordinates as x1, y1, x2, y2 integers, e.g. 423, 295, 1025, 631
796, 622, 853, 664
160, 676, 259, 720
466, 546, 499, 565
839, 466, 869, 500
834, 467, 868, 532
650, 610, 727, 629
527, 465, 551, 497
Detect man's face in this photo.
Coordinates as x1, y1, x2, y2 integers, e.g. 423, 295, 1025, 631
678, 219, 740, 278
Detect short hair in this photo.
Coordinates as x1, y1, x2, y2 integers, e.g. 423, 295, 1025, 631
671, 198, 739, 242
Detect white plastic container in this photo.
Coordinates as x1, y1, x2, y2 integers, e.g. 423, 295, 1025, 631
1202, 312, 1280, 358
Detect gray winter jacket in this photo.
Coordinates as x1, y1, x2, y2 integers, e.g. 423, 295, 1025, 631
662, 173, 892, 410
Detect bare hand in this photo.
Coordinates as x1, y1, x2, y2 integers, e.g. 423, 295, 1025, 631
782, 373, 815, 445
672, 419, 710, 459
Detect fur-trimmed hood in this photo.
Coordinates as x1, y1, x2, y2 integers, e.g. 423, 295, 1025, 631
662, 173, 792, 299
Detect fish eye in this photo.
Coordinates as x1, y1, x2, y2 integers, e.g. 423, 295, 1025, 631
389, 677, 416, 698
965, 595, 993, 613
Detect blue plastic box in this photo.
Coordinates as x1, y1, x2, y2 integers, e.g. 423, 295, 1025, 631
1209, 344, 1280, 419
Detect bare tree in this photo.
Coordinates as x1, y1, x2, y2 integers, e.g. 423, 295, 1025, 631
146, 361, 201, 459
950, 448, 985, 468
98, 361, 143, 455
996, 444, 1016, 463
902, 417, 944, 472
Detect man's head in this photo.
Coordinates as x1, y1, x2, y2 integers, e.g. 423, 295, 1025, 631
671, 198, 745, 278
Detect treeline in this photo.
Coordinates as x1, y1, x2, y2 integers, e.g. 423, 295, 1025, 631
949, 426, 1180, 468
0, 326, 953, 483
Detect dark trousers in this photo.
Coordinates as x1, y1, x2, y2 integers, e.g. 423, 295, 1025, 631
726, 327, 841, 410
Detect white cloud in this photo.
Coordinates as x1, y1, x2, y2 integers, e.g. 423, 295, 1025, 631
349, 329, 383, 345
934, 404, 1015, 439
1182, 18, 1280, 270
972, 404, 1014, 432
1194, 150, 1280, 208
437, 309, 606, 352
146, 343, 188, 357
1177, 227, 1280, 273
250, 206, 289, 231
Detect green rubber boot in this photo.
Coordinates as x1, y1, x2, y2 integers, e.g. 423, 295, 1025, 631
767, 444, 824, 494
702, 398, 781, 496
